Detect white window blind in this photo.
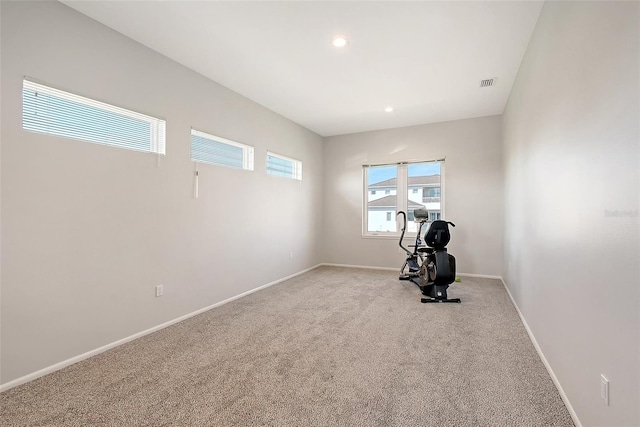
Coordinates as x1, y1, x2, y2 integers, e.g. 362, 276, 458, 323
266, 151, 302, 180
22, 79, 166, 154
191, 129, 254, 170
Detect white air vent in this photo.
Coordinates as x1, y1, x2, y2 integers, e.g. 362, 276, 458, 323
480, 78, 496, 88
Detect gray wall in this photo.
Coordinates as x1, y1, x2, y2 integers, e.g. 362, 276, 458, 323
502, 1, 639, 426
1, 1, 323, 385
323, 116, 503, 276
3, 3, 639, 426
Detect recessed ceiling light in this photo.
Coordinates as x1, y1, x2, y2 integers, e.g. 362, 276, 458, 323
384, 107, 394, 113
332, 35, 348, 48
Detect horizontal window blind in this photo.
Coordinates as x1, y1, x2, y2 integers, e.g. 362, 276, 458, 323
267, 151, 302, 180
191, 129, 254, 170
22, 79, 166, 154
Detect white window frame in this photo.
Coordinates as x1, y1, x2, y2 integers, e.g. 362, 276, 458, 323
22, 79, 166, 154
190, 128, 254, 171
363, 159, 445, 238
266, 151, 302, 180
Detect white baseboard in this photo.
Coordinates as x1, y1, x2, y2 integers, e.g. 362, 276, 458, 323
0, 264, 322, 393
324, 263, 579, 425
457, 272, 502, 279
500, 277, 582, 427
321, 263, 501, 280
320, 262, 397, 272
1, 262, 581, 427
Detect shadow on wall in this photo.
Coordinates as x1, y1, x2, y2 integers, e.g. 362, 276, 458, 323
448, 225, 472, 274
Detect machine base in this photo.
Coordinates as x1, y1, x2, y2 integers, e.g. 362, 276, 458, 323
421, 297, 461, 303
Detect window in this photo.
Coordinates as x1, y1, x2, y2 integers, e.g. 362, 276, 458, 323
364, 165, 398, 232
407, 162, 442, 232
424, 187, 441, 198
364, 160, 443, 235
191, 129, 254, 170
266, 151, 302, 180
22, 79, 165, 154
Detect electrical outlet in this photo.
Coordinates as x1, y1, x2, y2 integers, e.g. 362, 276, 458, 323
289, 251, 293, 259
600, 374, 609, 405
155, 285, 164, 297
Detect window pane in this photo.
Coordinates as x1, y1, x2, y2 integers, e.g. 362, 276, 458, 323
267, 155, 294, 177
407, 162, 441, 232
367, 165, 397, 232
191, 130, 253, 170
267, 151, 302, 180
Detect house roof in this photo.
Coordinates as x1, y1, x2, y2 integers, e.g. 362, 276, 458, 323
369, 175, 440, 189
368, 195, 424, 208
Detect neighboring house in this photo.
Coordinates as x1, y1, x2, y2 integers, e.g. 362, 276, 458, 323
367, 175, 441, 231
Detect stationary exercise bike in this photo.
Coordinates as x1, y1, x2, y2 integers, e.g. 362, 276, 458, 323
397, 209, 460, 303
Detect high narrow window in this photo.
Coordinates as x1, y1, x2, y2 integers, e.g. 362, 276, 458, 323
266, 151, 302, 180
22, 79, 165, 154
191, 129, 254, 170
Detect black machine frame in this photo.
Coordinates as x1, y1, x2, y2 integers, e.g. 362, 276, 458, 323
397, 209, 460, 303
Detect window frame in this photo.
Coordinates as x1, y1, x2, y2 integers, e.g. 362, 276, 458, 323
266, 151, 302, 181
22, 78, 166, 154
362, 159, 445, 238
190, 128, 254, 171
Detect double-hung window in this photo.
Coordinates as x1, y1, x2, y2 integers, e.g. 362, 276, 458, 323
363, 160, 444, 236
365, 165, 398, 233
266, 151, 302, 180
191, 129, 254, 170
22, 79, 166, 154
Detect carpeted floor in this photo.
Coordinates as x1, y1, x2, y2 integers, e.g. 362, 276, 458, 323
0, 266, 574, 426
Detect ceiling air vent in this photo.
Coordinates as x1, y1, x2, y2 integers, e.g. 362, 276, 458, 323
480, 78, 496, 88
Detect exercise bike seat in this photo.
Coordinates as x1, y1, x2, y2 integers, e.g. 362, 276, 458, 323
424, 220, 455, 249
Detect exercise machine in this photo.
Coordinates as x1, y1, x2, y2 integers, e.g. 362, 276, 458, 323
398, 209, 460, 303
397, 209, 460, 303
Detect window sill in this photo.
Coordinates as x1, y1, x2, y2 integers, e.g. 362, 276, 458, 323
362, 231, 422, 240
362, 233, 402, 240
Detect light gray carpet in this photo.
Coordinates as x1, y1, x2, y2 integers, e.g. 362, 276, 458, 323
0, 266, 574, 426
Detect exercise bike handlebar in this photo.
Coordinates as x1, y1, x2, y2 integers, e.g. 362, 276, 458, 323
396, 211, 412, 255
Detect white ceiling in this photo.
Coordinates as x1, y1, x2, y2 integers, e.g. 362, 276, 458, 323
61, 0, 543, 137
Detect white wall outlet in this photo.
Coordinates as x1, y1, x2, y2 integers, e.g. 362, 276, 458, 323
600, 374, 609, 405
289, 251, 293, 259
155, 285, 164, 297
